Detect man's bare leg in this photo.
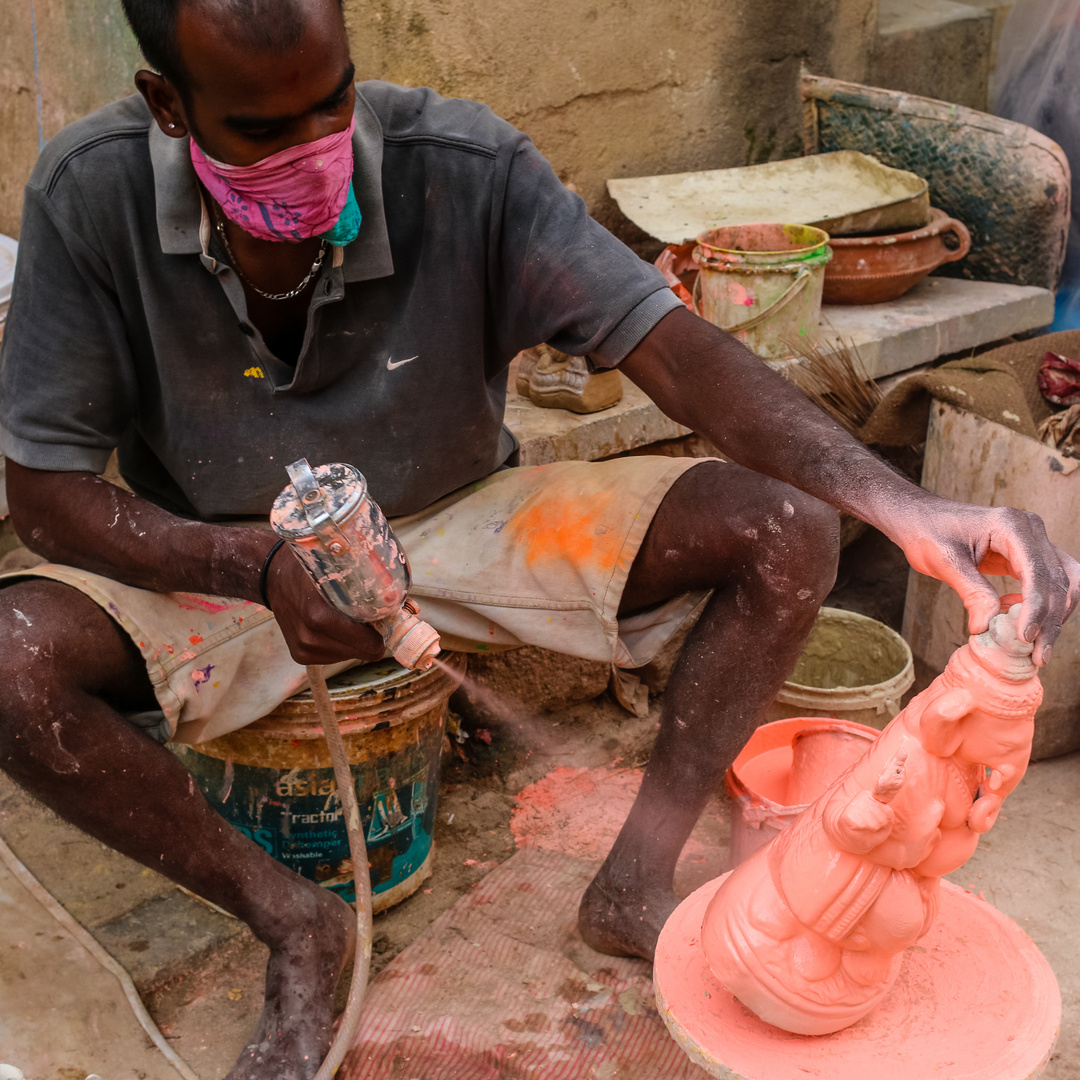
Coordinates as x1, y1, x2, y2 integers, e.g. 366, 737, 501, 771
578, 462, 839, 960
0, 580, 354, 1080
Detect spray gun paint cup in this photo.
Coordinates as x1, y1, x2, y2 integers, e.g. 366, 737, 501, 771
270, 459, 441, 670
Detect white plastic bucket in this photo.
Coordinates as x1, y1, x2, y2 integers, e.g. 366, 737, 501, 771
725, 716, 879, 867
767, 606, 914, 730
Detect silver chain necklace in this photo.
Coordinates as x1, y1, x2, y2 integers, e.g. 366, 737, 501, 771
213, 208, 326, 301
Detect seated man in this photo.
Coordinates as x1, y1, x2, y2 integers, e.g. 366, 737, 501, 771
0, 1, 1075, 1077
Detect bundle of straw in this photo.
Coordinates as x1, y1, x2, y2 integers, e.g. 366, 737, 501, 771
783, 336, 889, 549
784, 336, 883, 435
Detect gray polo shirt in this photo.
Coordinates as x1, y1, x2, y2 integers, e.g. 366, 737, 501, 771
0, 82, 681, 519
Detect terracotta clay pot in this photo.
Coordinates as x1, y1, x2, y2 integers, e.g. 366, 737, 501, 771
823, 208, 971, 305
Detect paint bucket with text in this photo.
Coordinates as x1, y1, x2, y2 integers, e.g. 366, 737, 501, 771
172, 653, 464, 910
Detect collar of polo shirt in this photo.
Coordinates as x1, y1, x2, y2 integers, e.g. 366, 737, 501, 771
149, 89, 395, 285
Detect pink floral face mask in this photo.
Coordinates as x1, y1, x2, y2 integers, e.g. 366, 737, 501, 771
189, 118, 361, 245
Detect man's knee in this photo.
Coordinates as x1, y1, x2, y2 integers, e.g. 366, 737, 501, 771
0, 581, 149, 765
750, 486, 839, 602
0, 582, 67, 685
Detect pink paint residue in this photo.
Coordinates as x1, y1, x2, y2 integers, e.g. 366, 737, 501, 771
191, 664, 216, 691
511, 766, 722, 876
174, 594, 236, 614
728, 282, 755, 308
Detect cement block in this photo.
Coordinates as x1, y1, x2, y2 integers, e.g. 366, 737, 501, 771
505, 373, 690, 467
819, 277, 1053, 381
872, 0, 996, 110
92, 890, 246, 993
0, 774, 175, 929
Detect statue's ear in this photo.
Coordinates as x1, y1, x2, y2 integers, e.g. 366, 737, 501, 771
920, 688, 972, 757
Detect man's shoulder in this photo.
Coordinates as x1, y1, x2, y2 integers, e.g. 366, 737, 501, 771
29, 95, 152, 197
358, 81, 522, 159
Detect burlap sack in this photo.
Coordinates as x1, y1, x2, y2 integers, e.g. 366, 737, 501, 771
857, 330, 1080, 447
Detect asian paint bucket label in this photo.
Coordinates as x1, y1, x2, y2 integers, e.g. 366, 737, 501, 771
170, 654, 464, 910
173, 746, 438, 905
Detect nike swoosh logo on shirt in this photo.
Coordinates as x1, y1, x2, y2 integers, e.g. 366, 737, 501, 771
386, 355, 419, 370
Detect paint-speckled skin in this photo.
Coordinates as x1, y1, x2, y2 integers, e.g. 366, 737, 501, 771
0, 9, 1078, 1080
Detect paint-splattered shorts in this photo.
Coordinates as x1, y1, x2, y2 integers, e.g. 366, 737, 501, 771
0, 456, 712, 745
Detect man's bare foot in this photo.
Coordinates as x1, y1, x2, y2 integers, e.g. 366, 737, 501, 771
577, 870, 680, 962
226, 881, 356, 1080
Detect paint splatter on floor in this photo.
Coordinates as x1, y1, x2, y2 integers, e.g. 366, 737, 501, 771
510, 765, 729, 893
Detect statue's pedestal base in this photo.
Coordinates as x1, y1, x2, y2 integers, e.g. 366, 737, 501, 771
655, 874, 1060, 1080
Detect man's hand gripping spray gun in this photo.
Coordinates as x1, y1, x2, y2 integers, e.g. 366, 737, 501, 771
270, 458, 442, 1080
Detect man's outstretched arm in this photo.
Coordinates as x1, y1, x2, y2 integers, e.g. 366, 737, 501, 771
4, 459, 384, 665
620, 306, 1080, 665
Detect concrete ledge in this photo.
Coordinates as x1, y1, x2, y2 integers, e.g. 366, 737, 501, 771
505, 375, 690, 467
819, 277, 1054, 381
505, 279, 1053, 465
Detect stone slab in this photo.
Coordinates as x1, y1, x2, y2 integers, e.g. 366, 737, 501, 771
0, 840, 189, 1080
0, 774, 176, 930
505, 279, 1053, 464
92, 889, 247, 993
505, 373, 690, 467
818, 275, 1053, 380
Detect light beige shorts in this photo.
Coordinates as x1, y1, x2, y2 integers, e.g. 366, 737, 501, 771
0, 456, 713, 745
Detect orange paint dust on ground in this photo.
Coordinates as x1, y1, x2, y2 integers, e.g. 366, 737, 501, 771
511, 766, 728, 891
504, 490, 627, 571
511, 766, 643, 861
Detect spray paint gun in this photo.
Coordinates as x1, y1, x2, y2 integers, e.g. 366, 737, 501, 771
268, 458, 444, 1079
269, 458, 441, 670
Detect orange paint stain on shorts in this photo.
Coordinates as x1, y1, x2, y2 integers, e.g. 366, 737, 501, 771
189, 634, 204, 645
506, 490, 625, 571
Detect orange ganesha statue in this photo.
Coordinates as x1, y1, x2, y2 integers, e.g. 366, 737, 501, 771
700, 604, 1043, 1035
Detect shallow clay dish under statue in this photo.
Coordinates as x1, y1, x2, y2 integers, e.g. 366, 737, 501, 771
823, 207, 971, 305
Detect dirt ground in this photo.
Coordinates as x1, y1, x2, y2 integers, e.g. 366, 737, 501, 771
13, 525, 1068, 1080
130, 526, 916, 1074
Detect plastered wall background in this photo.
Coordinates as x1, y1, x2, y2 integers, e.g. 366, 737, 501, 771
0, 0, 1005, 242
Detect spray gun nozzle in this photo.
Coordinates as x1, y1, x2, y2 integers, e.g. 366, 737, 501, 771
374, 606, 442, 670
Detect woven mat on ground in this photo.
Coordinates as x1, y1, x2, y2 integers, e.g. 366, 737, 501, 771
858, 329, 1080, 447
340, 846, 709, 1080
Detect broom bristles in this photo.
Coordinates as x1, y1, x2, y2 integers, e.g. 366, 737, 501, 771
784, 336, 883, 435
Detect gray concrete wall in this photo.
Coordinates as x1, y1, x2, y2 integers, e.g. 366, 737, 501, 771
0, 0, 878, 242
869, 0, 1012, 112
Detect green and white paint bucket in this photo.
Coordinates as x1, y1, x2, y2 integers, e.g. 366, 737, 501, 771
692, 223, 832, 360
